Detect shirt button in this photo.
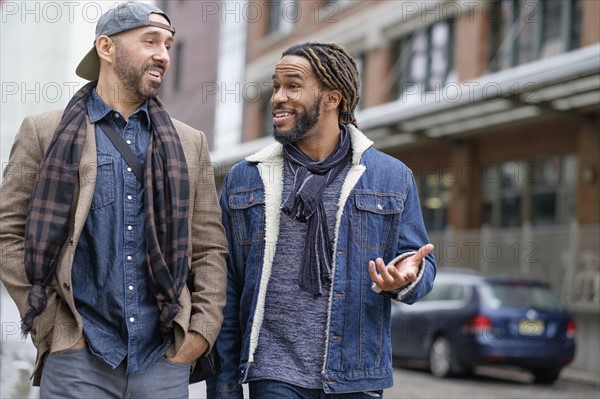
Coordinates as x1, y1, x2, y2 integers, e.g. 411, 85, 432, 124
129, 317, 135, 323
128, 285, 134, 291
127, 225, 133, 231
114, 112, 120, 118
127, 255, 132, 260
127, 195, 133, 201
126, 139, 132, 145
127, 167, 132, 172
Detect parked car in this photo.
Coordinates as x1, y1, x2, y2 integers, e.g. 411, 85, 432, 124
391, 269, 576, 384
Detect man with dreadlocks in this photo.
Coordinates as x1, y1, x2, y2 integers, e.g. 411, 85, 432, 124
207, 42, 436, 398
0, 3, 227, 397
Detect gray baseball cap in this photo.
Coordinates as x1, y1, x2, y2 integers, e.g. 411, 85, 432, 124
76, 2, 176, 81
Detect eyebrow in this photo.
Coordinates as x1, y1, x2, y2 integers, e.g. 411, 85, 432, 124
142, 29, 174, 42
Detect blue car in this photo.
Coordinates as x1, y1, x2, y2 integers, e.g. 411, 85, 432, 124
391, 269, 576, 384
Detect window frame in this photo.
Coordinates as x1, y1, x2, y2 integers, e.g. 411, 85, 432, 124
488, 0, 581, 72
480, 154, 578, 228
391, 19, 455, 100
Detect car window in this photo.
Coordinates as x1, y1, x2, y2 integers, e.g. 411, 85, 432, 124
480, 283, 566, 311
422, 283, 466, 302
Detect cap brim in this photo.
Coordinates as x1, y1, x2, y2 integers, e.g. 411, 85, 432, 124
76, 46, 100, 81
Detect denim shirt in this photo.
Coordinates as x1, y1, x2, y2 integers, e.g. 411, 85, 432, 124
207, 125, 436, 398
71, 89, 171, 374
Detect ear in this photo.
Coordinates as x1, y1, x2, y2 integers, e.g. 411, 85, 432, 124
323, 89, 342, 112
96, 35, 116, 64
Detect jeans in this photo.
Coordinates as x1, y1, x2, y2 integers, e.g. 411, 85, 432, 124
249, 380, 383, 399
40, 346, 190, 398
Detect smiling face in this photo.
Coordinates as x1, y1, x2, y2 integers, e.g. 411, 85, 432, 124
271, 55, 325, 145
110, 13, 173, 102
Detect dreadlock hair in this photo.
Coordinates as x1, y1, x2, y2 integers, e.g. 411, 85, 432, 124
282, 42, 360, 128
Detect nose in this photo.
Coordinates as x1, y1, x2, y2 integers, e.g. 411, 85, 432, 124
153, 43, 170, 66
271, 87, 288, 107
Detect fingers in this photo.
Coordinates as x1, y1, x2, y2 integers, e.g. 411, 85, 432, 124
369, 260, 381, 286
369, 257, 401, 291
414, 243, 434, 264
369, 258, 391, 285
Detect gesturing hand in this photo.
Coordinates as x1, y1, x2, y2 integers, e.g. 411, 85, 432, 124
369, 244, 434, 292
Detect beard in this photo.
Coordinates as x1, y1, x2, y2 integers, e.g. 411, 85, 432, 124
114, 45, 162, 101
273, 95, 322, 145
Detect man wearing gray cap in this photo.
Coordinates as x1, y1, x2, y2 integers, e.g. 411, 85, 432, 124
0, 2, 227, 397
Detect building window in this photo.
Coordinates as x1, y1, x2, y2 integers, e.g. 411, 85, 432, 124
418, 172, 452, 232
173, 42, 184, 93
392, 20, 454, 100
489, 0, 581, 72
261, 93, 273, 138
480, 154, 578, 227
267, 0, 298, 35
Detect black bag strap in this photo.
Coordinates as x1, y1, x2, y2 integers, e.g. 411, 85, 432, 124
97, 120, 144, 183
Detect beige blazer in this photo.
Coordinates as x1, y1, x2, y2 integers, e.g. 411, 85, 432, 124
0, 109, 228, 384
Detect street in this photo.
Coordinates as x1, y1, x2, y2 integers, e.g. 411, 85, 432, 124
378, 364, 599, 399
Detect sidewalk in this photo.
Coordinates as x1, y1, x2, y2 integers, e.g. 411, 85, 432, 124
561, 366, 600, 387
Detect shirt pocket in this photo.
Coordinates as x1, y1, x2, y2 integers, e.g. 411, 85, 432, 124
353, 192, 405, 250
229, 188, 265, 244
90, 154, 115, 210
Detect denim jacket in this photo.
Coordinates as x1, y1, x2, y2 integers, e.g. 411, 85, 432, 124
207, 126, 436, 397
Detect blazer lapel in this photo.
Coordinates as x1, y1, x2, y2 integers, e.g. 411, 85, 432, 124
73, 117, 97, 237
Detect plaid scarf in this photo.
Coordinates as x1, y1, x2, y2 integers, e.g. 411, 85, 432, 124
22, 81, 190, 336
282, 125, 351, 297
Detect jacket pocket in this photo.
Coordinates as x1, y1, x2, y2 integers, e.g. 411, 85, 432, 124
229, 188, 265, 244
353, 192, 405, 250
90, 154, 115, 210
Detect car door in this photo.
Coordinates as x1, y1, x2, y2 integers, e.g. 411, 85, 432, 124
391, 281, 470, 360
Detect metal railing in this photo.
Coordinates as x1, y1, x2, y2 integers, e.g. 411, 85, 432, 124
429, 222, 600, 312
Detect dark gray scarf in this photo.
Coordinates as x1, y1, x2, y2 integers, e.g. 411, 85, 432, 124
282, 125, 352, 297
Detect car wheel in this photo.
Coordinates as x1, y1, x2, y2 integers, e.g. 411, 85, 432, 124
429, 336, 458, 378
531, 367, 562, 384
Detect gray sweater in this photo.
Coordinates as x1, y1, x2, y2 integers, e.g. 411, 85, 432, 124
247, 160, 351, 388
